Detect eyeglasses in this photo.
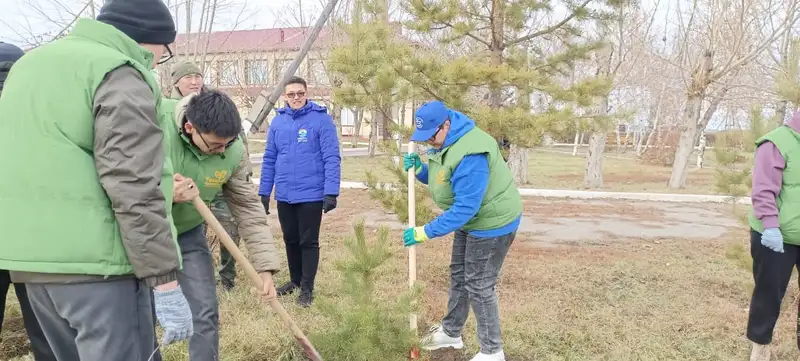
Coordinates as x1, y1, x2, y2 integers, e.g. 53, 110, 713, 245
158, 45, 174, 65
196, 131, 236, 152
285, 91, 306, 99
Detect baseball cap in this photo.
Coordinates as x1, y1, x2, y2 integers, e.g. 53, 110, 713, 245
410, 100, 450, 142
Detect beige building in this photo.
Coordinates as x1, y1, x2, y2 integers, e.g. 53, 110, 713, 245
157, 26, 418, 140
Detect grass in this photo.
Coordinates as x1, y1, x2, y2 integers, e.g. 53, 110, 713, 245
2, 189, 793, 361
250, 148, 720, 195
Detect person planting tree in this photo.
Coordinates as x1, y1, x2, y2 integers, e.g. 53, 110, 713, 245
403, 100, 522, 361
0, 1, 195, 359
160, 89, 280, 361
166, 61, 253, 291
746, 112, 800, 361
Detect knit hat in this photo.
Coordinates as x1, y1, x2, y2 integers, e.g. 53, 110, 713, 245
0, 42, 24, 63
171, 61, 202, 84
96, 0, 176, 45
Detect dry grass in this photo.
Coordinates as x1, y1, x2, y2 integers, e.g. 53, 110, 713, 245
4, 190, 784, 361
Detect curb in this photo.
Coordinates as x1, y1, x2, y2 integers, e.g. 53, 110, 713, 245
250, 178, 750, 205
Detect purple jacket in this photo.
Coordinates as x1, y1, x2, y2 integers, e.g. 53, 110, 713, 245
752, 113, 800, 228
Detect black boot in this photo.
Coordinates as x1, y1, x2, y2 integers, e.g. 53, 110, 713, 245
298, 288, 313, 307
276, 281, 298, 296
220, 277, 235, 292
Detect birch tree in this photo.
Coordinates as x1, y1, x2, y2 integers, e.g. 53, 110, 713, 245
663, 0, 800, 189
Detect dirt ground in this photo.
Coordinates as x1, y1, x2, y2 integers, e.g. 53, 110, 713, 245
2, 189, 754, 361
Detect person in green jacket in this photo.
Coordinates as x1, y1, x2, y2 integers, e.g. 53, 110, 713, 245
403, 101, 522, 361
167, 61, 253, 291
162, 89, 280, 361
0, 0, 193, 360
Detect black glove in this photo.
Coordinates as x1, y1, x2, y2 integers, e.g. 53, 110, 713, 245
260, 196, 270, 215
322, 195, 337, 214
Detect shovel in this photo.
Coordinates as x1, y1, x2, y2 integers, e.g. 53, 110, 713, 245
192, 197, 324, 361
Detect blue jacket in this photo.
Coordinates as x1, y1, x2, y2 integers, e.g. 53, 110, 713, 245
414, 110, 521, 238
258, 101, 341, 203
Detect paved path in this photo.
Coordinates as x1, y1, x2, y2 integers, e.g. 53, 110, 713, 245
354, 198, 741, 244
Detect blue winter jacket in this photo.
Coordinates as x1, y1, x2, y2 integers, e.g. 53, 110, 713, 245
258, 101, 342, 203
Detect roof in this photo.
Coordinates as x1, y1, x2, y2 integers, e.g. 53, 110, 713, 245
172, 27, 334, 55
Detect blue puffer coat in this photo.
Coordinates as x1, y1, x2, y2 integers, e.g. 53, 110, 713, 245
258, 101, 341, 204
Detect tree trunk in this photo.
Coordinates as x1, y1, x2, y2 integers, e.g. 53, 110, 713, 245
696, 130, 707, 168
572, 130, 581, 156
584, 131, 607, 188
399, 100, 406, 127
368, 109, 379, 157
351, 108, 363, 148
507, 144, 529, 184
667, 96, 702, 188
331, 103, 343, 153
777, 100, 788, 125
614, 123, 621, 153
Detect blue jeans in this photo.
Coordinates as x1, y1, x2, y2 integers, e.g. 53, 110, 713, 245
177, 225, 220, 361
441, 229, 515, 354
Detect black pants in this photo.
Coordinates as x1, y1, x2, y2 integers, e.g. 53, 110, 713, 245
277, 201, 323, 292
0, 270, 56, 361
747, 229, 800, 344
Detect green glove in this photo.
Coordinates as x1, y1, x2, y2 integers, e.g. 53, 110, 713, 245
403, 152, 422, 173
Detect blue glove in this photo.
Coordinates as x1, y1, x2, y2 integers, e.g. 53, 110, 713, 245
403, 153, 422, 172
761, 228, 784, 253
403, 227, 429, 247
153, 286, 194, 345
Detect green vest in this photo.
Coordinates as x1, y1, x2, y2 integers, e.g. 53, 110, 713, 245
161, 98, 246, 234
748, 125, 800, 245
427, 127, 523, 231
0, 19, 180, 275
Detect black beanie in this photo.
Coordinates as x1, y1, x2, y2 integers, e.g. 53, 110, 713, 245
96, 0, 176, 45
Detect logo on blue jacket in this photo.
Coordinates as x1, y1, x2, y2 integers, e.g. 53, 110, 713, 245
297, 128, 308, 143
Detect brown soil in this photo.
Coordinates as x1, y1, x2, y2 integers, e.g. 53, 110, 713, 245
0, 316, 32, 360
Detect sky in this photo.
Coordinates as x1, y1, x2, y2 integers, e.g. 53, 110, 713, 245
0, 0, 674, 45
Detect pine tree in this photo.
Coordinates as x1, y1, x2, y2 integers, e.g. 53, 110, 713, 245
308, 220, 422, 361
399, 0, 618, 183
713, 106, 777, 223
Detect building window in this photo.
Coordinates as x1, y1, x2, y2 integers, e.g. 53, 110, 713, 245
309, 59, 328, 86
218, 61, 239, 86
246, 59, 269, 85
275, 59, 294, 81
203, 66, 215, 86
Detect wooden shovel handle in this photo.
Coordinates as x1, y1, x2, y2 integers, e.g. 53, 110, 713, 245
192, 197, 324, 361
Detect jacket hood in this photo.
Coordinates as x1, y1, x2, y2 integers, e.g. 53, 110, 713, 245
277, 100, 328, 119
431, 110, 476, 153
71, 18, 155, 70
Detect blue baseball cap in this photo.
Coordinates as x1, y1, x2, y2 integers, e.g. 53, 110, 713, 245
410, 100, 450, 142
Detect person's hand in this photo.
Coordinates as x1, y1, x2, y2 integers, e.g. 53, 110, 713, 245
403, 226, 429, 247
761, 228, 784, 253
153, 283, 193, 345
322, 195, 337, 214
173, 173, 199, 203
260, 195, 270, 215
258, 272, 277, 302
403, 153, 422, 172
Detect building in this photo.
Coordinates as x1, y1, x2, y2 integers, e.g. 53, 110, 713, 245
158, 25, 418, 139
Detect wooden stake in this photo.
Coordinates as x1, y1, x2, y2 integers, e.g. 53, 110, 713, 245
407, 142, 419, 360
192, 197, 324, 361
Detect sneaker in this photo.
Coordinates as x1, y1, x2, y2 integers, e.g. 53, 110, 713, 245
469, 350, 505, 361
276, 281, 298, 296
298, 289, 313, 307
750, 342, 770, 361
420, 325, 463, 351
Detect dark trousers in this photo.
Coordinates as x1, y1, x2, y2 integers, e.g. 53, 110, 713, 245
277, 201, 323, 292
0, 270, 56, 361
747, 229, 800, 344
